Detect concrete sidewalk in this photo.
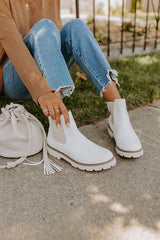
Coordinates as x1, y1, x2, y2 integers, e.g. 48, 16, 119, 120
0, 101, 160, 240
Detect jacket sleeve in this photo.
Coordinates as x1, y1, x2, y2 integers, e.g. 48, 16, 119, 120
0, 0, 55, 104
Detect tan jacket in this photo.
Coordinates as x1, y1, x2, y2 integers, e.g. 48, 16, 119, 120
0, 0, 61, 104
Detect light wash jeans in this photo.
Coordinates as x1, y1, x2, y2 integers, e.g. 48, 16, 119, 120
3, 18, 118, 100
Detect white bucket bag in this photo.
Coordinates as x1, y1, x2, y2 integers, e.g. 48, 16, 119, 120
0, 102, 62, 174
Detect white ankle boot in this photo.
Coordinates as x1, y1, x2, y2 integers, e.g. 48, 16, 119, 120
47, 111, 116, 171
107, 99, 143, 158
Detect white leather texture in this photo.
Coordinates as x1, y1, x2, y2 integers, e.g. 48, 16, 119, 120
47, 111, 116, 170
0, 103, 43, 158
0, 103, 62, 174
107, 99, 143, 157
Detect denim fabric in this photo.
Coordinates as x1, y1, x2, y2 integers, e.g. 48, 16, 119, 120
3, 18, 118, 100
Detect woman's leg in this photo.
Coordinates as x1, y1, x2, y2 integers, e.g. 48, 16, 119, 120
3, 19, 75, 100
61, 19, 143, 158
61, 19, 120, 101
3, 59, 32, 100
2, 18, 117, 171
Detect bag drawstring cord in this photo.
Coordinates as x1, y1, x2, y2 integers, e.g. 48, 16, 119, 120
0, 103, 62, 174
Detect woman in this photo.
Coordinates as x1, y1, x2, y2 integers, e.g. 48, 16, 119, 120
0, 0, 143, 171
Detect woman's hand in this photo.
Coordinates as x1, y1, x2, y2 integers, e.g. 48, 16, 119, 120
38, 91, 70, 126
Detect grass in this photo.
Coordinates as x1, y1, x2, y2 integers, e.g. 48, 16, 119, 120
0, 52, 160, 131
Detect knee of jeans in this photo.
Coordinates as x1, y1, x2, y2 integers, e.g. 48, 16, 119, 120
63, 19, 87, 35
31, 18, 60, 43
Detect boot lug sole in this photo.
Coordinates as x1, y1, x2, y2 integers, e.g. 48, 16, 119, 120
116, 147, 144, 159
108, 127, 144, 158
47, 145, 116, 171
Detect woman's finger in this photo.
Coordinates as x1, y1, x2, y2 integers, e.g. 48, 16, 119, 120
59, 103, 70, 126
43, 108, 49, 116
40, 102, 49, 117
48, 105, 56, 119
54, 106, 61, 126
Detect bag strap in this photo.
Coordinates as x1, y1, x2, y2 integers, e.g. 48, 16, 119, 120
0, 103, 62, 175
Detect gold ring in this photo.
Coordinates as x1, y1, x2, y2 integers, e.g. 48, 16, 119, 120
43, 109, 48, 113
55, 109, 59, 112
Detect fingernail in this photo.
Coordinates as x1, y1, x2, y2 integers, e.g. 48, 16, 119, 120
67, 122, 70, 127
57, 124, 61, 128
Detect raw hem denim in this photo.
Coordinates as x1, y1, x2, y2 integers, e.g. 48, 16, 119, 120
3, 18, 118, 100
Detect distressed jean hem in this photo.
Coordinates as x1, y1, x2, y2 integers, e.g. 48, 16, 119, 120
100, 69, 119, 97
55, 85, 75, 99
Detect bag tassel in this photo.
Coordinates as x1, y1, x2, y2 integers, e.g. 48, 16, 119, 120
22, 113, 62, 175
0, 103, 62, 175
